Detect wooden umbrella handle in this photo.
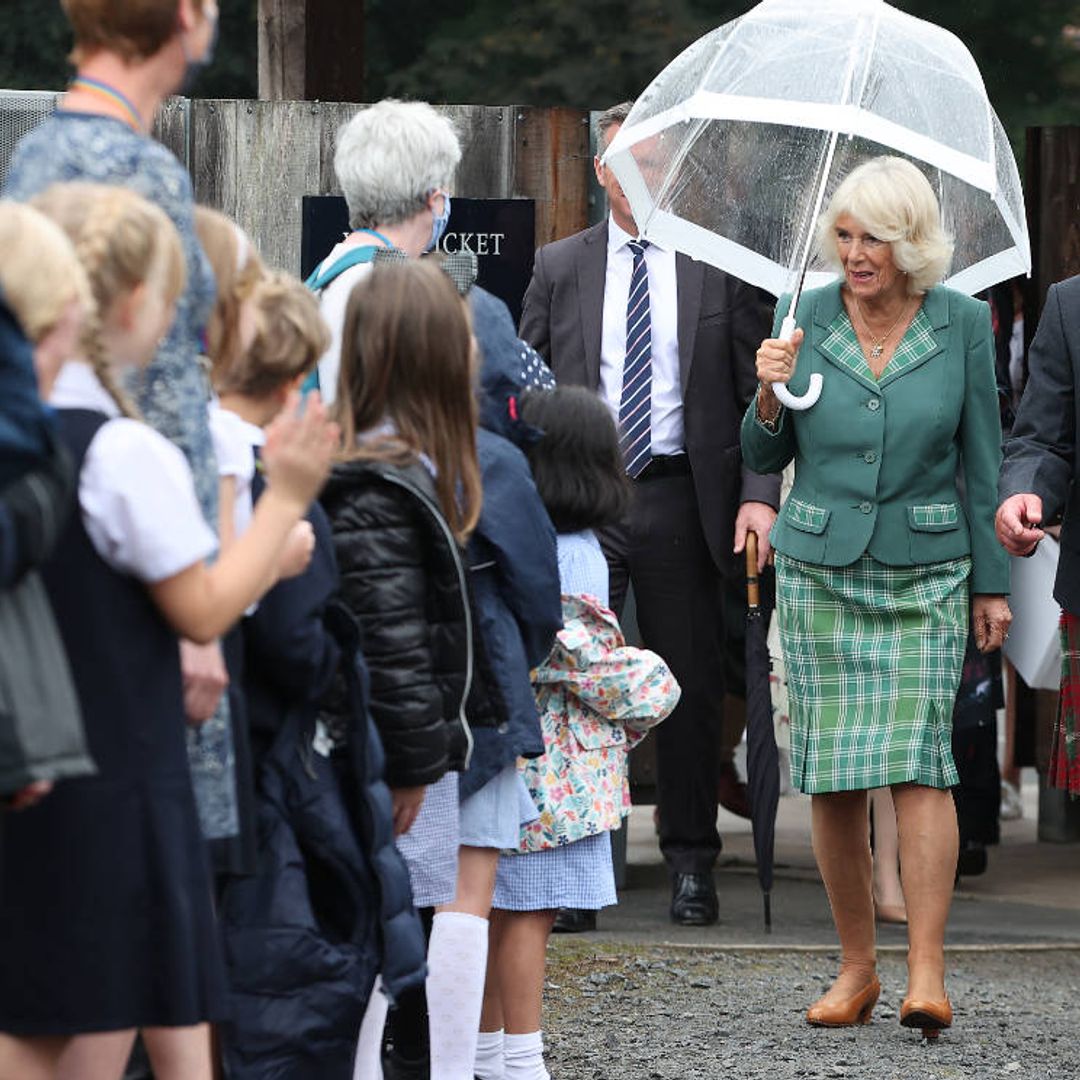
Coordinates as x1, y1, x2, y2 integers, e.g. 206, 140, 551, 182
746, 531, 760, 609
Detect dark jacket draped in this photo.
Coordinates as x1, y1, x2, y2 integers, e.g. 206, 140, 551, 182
221, 481, 426, 1078
320, 458, 474, 787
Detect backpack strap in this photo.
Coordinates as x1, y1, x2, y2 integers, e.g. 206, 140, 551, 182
304, 245, 379, 292
303, 245, 384, 394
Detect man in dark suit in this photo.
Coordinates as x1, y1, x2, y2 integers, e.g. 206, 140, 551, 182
519, 101, 780, 925
998, 275, 1080, 590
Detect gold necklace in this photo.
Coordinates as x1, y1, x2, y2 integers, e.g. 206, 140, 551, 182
852, 295, 911, 360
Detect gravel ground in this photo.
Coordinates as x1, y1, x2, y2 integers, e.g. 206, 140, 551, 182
543, 942, 1080, 1079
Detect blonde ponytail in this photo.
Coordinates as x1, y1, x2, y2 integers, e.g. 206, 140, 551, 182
0, 201, 92, 346
31, 182, 187, 420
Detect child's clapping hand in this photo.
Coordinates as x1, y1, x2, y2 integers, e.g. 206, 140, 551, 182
277, 520, 316, 580
262, 391, 339, 511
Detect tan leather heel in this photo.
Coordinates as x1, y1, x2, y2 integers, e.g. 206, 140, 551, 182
806, 976, 881, 1027
900, 995, 952, 1040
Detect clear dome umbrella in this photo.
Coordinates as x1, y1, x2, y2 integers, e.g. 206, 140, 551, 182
604, 0, 1030, 410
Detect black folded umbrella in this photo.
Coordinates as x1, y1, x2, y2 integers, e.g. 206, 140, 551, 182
744, 532, 780, 931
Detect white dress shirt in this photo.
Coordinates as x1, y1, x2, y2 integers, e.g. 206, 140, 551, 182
51, 362, 217, 583
600, 216, 683, 455
208, 402, 265, 541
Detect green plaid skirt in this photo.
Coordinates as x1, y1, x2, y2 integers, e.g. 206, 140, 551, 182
775, 552, 971, 794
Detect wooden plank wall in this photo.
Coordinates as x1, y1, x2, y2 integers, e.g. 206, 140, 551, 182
152, 99, 592, 276
1025, 126, 1080, 322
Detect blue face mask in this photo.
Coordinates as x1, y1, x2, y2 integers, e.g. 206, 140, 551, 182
180, 6, 219, 95
427, 192, 452, 253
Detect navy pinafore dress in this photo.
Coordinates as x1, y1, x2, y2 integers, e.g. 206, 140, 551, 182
0, 409, 228, 1033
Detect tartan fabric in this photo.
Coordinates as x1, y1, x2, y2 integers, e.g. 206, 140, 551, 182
819, 306, 936, 387
1050, 612, 1080, 796
909, 503, 960, 529
775, 552, 970, 793
786, 496, 830, 531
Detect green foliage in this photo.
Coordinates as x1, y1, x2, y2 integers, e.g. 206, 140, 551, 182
366, 0, 1080, 155
0, 2, 72, 91
0, 0, 257, 98
374, 0, 713, 106
0, 0, 1077, 154
887, 0, 1080, 139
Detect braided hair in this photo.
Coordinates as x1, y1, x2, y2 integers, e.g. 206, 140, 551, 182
31, 182, 187, 419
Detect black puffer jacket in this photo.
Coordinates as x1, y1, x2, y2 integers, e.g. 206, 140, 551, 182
320, 457, 474, 787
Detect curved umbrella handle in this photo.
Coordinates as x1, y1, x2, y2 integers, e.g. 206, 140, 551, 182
771, 315, 823, 411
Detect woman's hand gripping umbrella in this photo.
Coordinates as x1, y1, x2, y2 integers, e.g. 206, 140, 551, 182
604, 0, 1030, 413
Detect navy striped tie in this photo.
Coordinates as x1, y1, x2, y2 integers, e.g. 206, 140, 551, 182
619, 239, 652, 478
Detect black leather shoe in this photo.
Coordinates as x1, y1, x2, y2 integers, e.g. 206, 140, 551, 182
670, 872, 718, 926
552, 907, 597, 933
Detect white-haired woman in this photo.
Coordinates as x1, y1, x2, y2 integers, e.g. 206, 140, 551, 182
309, 98, 461, 401
741, 156, 1011, 1039
314, 99, 529, 1080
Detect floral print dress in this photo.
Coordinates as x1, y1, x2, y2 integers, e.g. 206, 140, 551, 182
5, 112, 238, 840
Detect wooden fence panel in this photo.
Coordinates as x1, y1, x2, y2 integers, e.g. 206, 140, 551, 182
513, 106, 592, 248
0, 92, 595, 273
447, 105, 517, 199
189, 99, 326, 273
153, 96, 189, 168
1027, 127, 1080, 318
174, 100, 591, 273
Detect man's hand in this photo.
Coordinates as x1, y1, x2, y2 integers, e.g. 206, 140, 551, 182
7, 779, 53, 811
179, 639, 229, 726
390, 785, 426, 837
734, 501, 777, 572
995, 493, 1045, 557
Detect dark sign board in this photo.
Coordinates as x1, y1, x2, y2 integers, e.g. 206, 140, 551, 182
300, 196, 537, 326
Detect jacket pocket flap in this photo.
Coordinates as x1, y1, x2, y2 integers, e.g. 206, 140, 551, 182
908, 503, 960, 532
785, 497, 831, 535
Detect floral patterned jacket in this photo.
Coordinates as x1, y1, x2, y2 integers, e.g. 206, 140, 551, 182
516, 594, 680, 852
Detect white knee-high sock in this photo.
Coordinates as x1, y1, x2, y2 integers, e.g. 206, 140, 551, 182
427, 911, 490, 1080
353, 975, 388, 1080
474, 1029, 505, 1080
503, 1031, 549, 1080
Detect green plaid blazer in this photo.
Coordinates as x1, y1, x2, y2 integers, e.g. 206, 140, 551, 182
740, 282, 1009, 596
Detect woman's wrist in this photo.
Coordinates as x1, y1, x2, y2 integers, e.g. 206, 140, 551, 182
756, 383, 781, 425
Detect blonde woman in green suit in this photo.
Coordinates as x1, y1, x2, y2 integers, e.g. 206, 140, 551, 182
741, 157, 1011, 1040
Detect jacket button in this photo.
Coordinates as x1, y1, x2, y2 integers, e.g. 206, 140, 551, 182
864, 451, 877, 463
868, 398, 880, 411
859, 501, 873, 514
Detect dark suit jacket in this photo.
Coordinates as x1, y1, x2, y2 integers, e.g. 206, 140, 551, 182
1000, 274, 1080, 613
519, 219, 780, 571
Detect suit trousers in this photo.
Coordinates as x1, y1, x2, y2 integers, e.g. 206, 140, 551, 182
601, 472, 725, 874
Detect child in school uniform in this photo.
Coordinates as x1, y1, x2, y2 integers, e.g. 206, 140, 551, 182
195, 267, 427, 1077
319, 259, 489, 1080
193, 207, 315, 881
0, 201, 96, 810
478, 386, 680, 1080
0, 182, 337, 1080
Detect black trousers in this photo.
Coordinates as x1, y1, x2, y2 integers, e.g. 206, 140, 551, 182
601, 472, 726, 875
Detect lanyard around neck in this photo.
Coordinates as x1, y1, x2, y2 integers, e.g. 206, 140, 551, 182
355, 228, 396, 248
67, 76, 145, 133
